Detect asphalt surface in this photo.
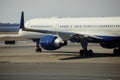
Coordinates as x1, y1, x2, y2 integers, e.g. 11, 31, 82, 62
0, 63, 120, 80
0, 41, 120, 80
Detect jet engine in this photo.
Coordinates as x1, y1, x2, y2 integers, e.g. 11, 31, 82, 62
39, 35, 67, 50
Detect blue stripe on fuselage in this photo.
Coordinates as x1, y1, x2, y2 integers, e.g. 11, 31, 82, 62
97, 36, 120, 42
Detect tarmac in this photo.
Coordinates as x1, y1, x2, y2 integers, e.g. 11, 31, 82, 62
0, 41, 120, 80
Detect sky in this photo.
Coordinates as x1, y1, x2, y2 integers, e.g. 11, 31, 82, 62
0, 0, 120, 23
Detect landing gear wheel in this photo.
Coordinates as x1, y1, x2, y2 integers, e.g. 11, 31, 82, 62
36, 48, 42, 52
113, 49, 120, 56
35, 41, 42, 53
88, 49, 93, 56
80, 50, 84, 56
79, 49, 93, 56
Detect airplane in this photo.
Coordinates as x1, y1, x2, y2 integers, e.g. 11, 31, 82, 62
1, 11, 120, 56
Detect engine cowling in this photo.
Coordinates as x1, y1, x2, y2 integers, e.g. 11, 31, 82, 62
39, 35, 67, 50
100, 43, 117, 49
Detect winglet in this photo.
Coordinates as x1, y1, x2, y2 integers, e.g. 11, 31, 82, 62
20, 11, 24, 29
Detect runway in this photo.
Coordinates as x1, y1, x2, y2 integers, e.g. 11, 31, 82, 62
0, 41, 119, 63
0, 41, 120, 80
0, 63, 120, 80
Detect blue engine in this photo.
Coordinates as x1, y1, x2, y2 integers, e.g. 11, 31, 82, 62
40, 35, 67, 50
100, 43, 117, 49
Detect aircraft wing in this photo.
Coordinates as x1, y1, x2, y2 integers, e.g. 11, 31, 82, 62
0, 34, 27, 41
23, 28, 103, 41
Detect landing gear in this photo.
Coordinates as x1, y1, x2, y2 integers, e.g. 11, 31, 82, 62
36, 48, 42, 52
70, 35, 94, 56
35, 41, 42, 52
113, 48, 120, 56
79, 49, 93, 56
79, 37, 93, 56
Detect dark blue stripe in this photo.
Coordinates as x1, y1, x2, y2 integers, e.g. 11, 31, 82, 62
97, 36, 120, 41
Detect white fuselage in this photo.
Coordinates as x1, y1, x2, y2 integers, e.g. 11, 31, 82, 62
19, 17, 120, 39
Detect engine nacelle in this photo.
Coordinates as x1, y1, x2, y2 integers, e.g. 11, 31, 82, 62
100, 43, 117, 49
40, 35, 67, 50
